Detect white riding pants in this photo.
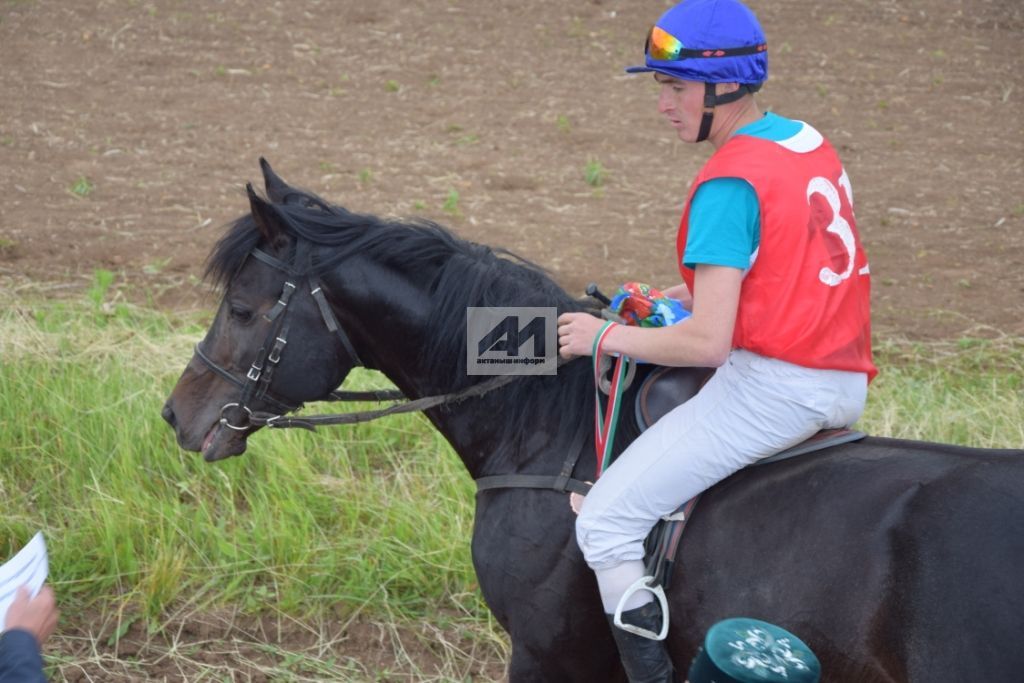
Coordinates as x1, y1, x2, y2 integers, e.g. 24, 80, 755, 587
576, 350, 867, 609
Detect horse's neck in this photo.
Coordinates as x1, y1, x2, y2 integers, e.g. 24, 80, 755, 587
323, 263, 612, 481
322, 267, 495, 468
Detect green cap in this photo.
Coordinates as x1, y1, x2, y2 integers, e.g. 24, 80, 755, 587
687, 618, 820, 683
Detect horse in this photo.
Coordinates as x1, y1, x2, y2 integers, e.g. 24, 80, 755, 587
162, 160, 1024, 682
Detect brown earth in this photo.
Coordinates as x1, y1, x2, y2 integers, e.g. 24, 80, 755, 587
2, 0, 1023, 680
51, 607, 506, 682
2, 0, 1023, 340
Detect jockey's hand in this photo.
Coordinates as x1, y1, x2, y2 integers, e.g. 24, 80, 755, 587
557, 312, 606, 359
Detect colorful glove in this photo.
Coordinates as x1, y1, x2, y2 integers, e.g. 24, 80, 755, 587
609, 282, 690, 328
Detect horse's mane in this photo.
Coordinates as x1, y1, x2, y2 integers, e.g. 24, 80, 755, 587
205, 186, 597, 460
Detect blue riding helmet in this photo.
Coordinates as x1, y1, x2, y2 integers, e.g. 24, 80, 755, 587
626, 0, 768, 85
626, 0, 768, 142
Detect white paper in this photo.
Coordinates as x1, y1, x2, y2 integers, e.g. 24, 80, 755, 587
0, 532, 48, 632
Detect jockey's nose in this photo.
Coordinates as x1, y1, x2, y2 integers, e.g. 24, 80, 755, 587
657, 86, 675, 115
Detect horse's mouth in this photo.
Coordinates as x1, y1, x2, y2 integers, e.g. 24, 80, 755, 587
201, 422, 249, 462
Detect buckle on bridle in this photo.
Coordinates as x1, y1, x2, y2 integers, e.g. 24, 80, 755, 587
219, 402, 253, 431
246, 362, 263, 382
267, 336, 287, 364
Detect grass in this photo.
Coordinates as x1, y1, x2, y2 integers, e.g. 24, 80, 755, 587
1, 295, 1021, 677
442, 189, 460, 216
584, 159, 606, 187
69, 176, 94, 198
1, 303, 486, 619
862, 335, 1024, 445
1, 297, 506, 678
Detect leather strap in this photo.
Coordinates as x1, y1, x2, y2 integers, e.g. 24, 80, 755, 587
474, 409, 592, 496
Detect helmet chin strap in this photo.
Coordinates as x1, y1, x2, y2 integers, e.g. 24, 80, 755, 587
696, 82, 718, 142
696, 81, 760, 143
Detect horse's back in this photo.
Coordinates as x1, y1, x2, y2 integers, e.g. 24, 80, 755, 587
879, 438, 1024, 681
670, 437, 1024, 682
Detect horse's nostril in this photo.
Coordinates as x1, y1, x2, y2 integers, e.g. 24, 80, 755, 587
161, 402, 177, 428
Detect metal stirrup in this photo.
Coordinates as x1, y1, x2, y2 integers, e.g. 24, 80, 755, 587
613, 576, 670, 641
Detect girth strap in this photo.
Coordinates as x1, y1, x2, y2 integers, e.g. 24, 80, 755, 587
475, 474, 592, 496
474, 409, 592, 496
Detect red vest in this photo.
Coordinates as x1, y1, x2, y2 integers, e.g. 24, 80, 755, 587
677, 126, 877, 380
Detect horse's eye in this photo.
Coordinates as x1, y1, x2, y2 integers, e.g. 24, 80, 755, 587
229, 306, 254, 323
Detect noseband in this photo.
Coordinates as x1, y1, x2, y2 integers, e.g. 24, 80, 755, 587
193, 242, 369, 431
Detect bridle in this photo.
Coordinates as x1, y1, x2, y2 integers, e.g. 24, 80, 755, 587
191, 238, 548, 433
193, 240, 398, 432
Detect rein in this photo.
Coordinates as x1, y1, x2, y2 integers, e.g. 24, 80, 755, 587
250, 371, 528, 430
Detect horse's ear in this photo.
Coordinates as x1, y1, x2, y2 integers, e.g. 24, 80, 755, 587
259, 157, 291, 203
246, 183, 286, 246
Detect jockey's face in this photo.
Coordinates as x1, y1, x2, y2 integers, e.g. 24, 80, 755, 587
654, 73, 746, 145
655, 73, 707, 143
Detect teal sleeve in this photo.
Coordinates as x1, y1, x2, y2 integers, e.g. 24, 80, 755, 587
683, 177, 760, 271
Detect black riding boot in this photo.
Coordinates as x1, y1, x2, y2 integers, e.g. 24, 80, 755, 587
607, 601, 677, 683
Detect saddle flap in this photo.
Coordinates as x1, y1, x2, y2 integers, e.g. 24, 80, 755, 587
635, 366, 716, 431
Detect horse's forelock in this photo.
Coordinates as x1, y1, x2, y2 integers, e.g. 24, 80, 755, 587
204, 214, 261, 290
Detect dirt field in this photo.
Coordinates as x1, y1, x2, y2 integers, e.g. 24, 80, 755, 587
2, 0, 1022, 679
3, 0, 1023, 340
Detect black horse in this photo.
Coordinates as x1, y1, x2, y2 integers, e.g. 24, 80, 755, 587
163, 161, 1024, 682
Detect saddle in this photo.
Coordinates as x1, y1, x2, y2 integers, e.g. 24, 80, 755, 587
633, 365, 866, 590
634, 364, 865, 458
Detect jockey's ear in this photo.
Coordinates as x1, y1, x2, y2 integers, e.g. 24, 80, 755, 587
718, 82, 741, 96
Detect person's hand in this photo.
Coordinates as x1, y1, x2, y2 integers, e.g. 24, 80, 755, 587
3, 585, 58, 646
557, 312, 607, 359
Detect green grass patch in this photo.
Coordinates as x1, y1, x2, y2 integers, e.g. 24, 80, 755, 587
584, 159, 606, 187
442, 189, 461, 216
860, 336, 1024, 446
69, 176, 94, 198
0, 302, 484, 633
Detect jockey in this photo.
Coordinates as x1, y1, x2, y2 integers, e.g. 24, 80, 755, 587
556, 0, 875, 680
